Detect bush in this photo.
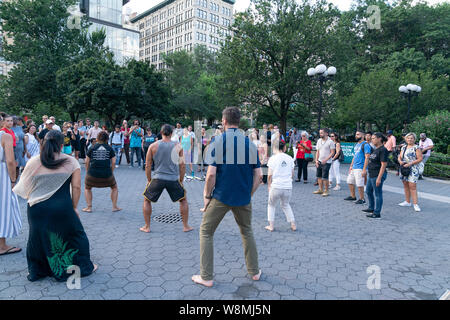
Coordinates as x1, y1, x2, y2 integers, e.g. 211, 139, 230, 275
423, 163, 450, 179
427, 152, 450, 165
409, 110, 450, 153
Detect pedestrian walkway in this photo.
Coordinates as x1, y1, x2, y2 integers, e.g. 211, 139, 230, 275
0, 164, 449, 300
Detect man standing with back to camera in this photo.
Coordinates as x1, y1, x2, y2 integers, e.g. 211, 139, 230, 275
192, 107, 262, 287
141, 124, 193, 233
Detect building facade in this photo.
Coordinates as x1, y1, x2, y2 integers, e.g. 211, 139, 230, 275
81, 0, 139, 64
131, 0, 234, 70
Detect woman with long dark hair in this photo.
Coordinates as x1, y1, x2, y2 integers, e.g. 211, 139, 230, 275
14, 130, 97, 281
329, 132, 342, 190
24, 124, 40, 163
0, 113, 22, 256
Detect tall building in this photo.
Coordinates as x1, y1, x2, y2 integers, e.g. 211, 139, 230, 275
81, 0, 139, 64
130, 0, 234, 70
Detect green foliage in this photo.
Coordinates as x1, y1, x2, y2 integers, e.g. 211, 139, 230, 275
46, 232, 78, 277
164, 46, 224, 123
219, 0, 341, 134
409, 110, 450, 153
0, 0, 93, 111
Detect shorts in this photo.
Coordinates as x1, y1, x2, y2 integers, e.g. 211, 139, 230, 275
316, 163, 331, 180
85, 174, 117, 189
143, 179, 186, 203
347, 169, 364, 187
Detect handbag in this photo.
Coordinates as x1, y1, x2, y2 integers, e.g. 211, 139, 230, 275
338, 148, 345, 162
400, 146, 411, 177
305, 152, 314, 162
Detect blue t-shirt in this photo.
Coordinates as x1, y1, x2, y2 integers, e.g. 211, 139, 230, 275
130, 128, 143, 148
353, 141, 371, 169
210, 128, 261, 207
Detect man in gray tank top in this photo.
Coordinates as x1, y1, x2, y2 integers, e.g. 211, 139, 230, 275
141, 124, 193, 233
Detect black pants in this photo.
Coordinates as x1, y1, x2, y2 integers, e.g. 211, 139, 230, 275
120, 142, 130, 164
297, 158, 308, 181
79, 138, 87, 159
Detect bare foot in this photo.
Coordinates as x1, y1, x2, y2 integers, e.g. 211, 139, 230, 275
112, 207, 122, 212
192, 275, 213, 287
252, 270, 262, 281
82, 207, 92, 213
93, 264, 98, 273
139, 226, 150, 233
291, 224, 297, 231
265, 226, 274, 232
183, 226, 194, 232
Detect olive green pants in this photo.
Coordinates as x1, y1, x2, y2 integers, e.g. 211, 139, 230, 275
199, 198, 259, 281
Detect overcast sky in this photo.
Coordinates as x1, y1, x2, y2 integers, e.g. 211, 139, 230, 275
124, 0, 447, 15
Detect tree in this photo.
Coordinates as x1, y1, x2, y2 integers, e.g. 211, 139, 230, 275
219, 0, 341, 134
0, 0, 92, 113
164, 46, 224, 124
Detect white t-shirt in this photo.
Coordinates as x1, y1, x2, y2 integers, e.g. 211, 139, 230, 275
419, 138, 433, 157
268, 153, 295, 190
316, 137, 336, 164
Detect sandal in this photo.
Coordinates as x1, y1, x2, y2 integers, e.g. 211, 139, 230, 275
0, 247, 22, 256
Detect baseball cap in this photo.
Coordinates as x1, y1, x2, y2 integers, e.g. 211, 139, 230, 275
387, 130, 393, 135
46, 119, 54, 124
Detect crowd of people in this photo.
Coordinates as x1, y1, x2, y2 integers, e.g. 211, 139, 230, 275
0, 109, 435, 287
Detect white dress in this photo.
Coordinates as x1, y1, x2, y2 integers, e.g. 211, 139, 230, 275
0, 131, 22, 238
25, 133, 40, 162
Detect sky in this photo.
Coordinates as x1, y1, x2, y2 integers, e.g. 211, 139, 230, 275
124, 0, 447, 15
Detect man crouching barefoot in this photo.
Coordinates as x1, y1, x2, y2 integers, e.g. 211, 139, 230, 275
141, 124, 193, 233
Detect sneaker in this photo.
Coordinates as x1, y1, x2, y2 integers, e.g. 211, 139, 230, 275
413, 204, 421, 212
362, 208, 374, 213
344, 196, 357, 201
313, 182, 319, 186
322, 191, 329, 197
303, 181, 308, 184
115, 165, 119, 168
333, 185, 341, 191
295, 179, 301, 182
313, 189, 323, 195
398, 201, 411, 207
354, 199, 366, 205
366, 213, 381, 219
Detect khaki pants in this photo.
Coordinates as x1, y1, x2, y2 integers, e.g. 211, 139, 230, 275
199, 198, 259, 281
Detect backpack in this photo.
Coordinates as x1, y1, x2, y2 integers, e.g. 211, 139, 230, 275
110, 131, 123, 142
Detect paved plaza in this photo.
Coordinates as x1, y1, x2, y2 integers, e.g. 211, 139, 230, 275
1, 162, 449, 300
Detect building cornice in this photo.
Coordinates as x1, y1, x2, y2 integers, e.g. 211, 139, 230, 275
130, 0, 235, 23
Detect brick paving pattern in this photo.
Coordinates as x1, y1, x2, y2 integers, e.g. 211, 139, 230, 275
1, 163, 449, 300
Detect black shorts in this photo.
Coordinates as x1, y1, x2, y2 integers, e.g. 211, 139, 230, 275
316, 163, 332, 180
143, 179, 186, 203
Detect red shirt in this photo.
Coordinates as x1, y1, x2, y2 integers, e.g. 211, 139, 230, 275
121, 127, 130, 144
296, 140, 312, 159
1, 128, 16, 147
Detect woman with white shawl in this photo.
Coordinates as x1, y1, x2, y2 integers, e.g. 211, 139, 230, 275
14, 130, 97, 281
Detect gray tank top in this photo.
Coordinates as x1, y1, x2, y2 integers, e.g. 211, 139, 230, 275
153, 140, 179, 181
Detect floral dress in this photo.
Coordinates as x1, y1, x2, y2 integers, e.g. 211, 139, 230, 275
400, 145, 424, 184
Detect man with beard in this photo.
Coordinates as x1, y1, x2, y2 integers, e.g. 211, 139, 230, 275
345, 130, 372, 204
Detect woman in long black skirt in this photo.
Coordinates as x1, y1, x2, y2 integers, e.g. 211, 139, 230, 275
14, 130, 97, 282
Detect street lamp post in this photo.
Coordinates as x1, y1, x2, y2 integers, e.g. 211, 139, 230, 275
399, 84, 421, 128
307, 64, 337, 134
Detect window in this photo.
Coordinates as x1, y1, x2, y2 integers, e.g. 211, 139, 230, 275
152, 45, 157, 53
152, 55, 158, 62
222, 18, 230, 27
184, 43, 192, 51
152, 35, 158, 43
196, 9, 207, 20
145, 29, 151, 37
185, 21, 192, 30
159, 42, 165, 50
196, 32, 206, 42
184, 32, 192, 42
139, 23, 145, 30
185, 0, 191, 8
196, 0, 207, 8
210, 13, 219, 24
159, 22, 166, 31
145, 38, 151, 46
139, 50, 144, 57
167, 39, 173, 48
152, 26, 158, 33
